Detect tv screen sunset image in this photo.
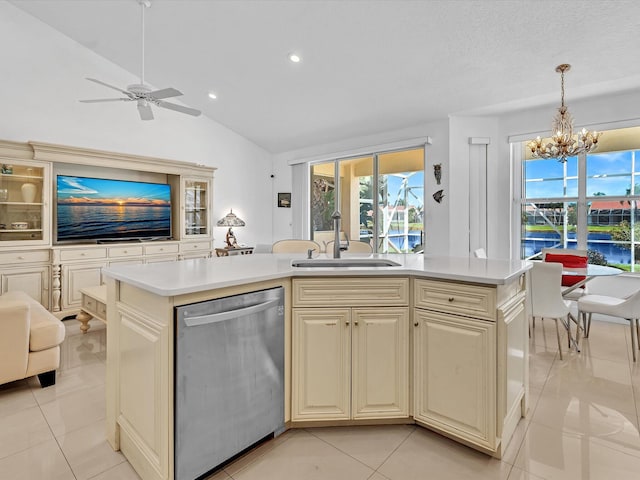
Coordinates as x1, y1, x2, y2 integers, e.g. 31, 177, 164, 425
56, 176, 171, 241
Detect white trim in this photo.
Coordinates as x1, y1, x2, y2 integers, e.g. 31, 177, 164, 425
507, 117, 640, 144
469, 137, 491, 145
287, 136, 432, 166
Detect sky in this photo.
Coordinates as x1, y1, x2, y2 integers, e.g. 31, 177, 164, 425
525, 150, 640, 199
57, 176, 171, 205
385, 171, 424, 207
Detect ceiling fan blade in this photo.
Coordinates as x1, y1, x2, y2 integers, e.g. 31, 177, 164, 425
156, 100, 201, 117
138, 102, 154, 121
79, 98, 131, 103
148, 87, 183, 100
86, 78, 133, 97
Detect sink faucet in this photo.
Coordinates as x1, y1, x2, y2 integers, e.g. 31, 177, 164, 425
331, 211, 341, 259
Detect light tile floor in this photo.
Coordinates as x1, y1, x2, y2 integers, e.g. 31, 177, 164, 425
1, 318, 640, 479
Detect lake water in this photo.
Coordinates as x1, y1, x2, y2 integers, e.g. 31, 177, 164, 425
361, 230, 423, 251
57, 204, 171, 241
523, 231, 633, 264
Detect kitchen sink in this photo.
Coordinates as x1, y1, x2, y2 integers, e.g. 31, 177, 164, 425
291, 258, 401, 268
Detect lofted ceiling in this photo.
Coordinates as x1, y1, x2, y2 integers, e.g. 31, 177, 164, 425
10, 0, 640, 154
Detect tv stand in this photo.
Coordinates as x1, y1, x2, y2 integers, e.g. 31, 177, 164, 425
0, 139, 215, 319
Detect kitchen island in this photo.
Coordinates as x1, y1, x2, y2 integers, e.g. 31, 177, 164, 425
103, 253, 530, 480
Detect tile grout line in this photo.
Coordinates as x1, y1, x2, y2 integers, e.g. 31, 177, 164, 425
37, 387, 79, 480
302, 426, 393, 475
370, 425, 417, 478
0, 405, 56, 462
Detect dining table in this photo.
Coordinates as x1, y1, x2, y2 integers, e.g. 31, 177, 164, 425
558, 263, 622, 351
560, 263, 623, 296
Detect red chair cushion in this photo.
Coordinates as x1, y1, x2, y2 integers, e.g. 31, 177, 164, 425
544, 253, 587, 287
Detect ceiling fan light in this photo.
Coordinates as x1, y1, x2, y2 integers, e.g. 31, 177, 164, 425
288, 53, 301, 63
208, 92, 217, 100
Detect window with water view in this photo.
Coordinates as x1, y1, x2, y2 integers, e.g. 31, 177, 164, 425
522, 126, 640, 271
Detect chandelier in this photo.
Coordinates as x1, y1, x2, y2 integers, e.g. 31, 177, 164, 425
527, 64, 601, 162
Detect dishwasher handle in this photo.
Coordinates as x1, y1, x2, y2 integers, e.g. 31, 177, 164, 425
183, 299, 279, 327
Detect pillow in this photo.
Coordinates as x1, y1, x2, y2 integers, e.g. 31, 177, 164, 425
544, 253, 587, 287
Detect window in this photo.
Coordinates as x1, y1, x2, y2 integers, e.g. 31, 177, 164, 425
521, 126, 640, 271
310, 147, 424, 253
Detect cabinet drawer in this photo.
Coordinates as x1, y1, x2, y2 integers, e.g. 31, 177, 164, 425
82, 295, 97, 312
109, 246, 143, 258
60, 248, 107, 261
97, 301, 107, 318
0, 250, 49, 264
414, 279, 496, 321
144, 243, 179, 255
180, 242, 211, 253
293, 277, 409, 307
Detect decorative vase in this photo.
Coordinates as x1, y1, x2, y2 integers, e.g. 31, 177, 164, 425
21, 182, 37, 203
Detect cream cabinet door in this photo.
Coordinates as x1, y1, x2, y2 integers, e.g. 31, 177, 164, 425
61, 262, 105, 309
292, 308, 351, 421
1, 265, 49, 309
414, 309, 497, 450
352, 307, 409, 419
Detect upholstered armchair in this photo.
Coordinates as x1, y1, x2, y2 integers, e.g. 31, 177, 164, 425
0, 291, 65, 387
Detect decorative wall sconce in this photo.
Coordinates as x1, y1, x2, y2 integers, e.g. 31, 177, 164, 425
433, 164, 442, 185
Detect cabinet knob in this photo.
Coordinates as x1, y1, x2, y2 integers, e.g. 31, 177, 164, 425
354, 320, 359, 326
81, 253, 86, 256
448, 297, 455, 302
345, 320, 350, 326
414, 322, 419, 327
18, 256, 24, 260
123, 250, 127, 254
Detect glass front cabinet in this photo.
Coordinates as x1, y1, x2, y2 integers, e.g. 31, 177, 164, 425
0, 159, 50, 247
182, 177, 211, 238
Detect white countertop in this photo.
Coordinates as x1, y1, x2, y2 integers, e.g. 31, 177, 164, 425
102, 253, 531, 297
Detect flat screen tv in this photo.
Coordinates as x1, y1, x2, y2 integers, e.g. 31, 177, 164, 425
56, 175, 172, 243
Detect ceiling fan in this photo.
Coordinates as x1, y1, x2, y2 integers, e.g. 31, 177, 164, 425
80, 0, 201, 120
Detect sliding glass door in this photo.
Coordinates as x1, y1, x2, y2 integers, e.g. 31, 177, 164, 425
310, 147, 424, 253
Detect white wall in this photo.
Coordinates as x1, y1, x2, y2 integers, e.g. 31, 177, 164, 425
448, 116, 501, 257
0, 3, 273, 247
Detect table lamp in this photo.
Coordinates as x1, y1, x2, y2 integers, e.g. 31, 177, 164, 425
216, 209, 245, 248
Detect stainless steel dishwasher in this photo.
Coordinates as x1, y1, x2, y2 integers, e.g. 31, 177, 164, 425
174, 287, 285, 480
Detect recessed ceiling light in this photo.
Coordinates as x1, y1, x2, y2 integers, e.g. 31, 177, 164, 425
288, 53, 301, 63
208, 92, 217, 100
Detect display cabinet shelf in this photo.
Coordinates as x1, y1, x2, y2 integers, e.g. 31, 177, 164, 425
182, 177, 210, 238
0, 159, 48, 248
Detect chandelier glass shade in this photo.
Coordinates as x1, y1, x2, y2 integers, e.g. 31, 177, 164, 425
527, 64, 601, 163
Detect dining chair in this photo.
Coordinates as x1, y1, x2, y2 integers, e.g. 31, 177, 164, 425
541, 248, 589, 300
325, 240, 373, 256
271, 239, 321, 254
578, 290, 640, 362
473, 248, 487, 259
530, 261, 574, 360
